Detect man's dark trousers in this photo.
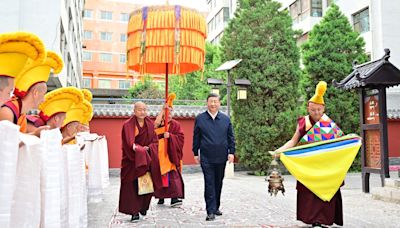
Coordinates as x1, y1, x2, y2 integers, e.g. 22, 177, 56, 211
201, 161, 226, 215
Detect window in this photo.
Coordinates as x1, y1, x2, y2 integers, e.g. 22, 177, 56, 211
82, 78, 91, 88
100, 32, 112, 41
208, 21, 212, 33
83, 51, 92, 61
119, 54, 126, 64
120, 33, 127, 42
100, 10, 112, 20
223, 7, 230, 22
120, 13, 129, 22
83, 9, 93, 18
311, 0, 322, 17
98, 79, 111, 89
353, 8, 370, 33
289, 0, 310, 23
100, 53, 112, 62
83, 30, 92, 40
119, 80, 130, 89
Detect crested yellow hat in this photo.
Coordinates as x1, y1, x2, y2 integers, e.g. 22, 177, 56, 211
309, 81, 327, 105
82, 106, 93, 125
167, 92, 176, 108
14, 50, 63, 98
63, 100, 93, 127
38, 87, 84, 122
82, 88, 93, 102
0, 31, 46, 78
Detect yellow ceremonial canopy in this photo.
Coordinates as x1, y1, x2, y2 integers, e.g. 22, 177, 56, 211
127, 5, 207, 151
127, 5, 207, 75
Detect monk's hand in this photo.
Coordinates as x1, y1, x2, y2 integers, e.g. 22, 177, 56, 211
228, 154, 234, 164
270, 151, 281, 159
194, 156, 200, 164
144, 146, 149, 151
32, 125, 50, 137
132, 143, 136, 151
164, 132, 170, 139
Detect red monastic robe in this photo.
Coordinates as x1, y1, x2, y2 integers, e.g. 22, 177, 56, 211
118, 116, 158, 215
151, 119, 184, 199
296, 116, 343, 226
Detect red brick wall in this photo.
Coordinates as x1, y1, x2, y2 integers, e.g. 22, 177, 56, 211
388, 119, 400, 157
90, 117, 196, 168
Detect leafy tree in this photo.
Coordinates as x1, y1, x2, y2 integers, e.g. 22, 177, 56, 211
127, 75, 163, 101
221, 0, 302, 175
169, 42, 226, 104
301, 4, 368, 171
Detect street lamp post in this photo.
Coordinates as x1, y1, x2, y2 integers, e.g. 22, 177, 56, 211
207, 59, 251, 118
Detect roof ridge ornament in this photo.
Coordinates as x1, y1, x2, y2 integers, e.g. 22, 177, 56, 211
383, 48, 390, 61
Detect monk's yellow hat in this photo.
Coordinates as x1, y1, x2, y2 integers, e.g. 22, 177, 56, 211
82, 107, 93, 126
14, 50, 63, 97
309, 81, 327, 105
167, 92, 176, 108
82, 88, 93, 102
63, 100, 92, 127
38, 87, 84, 122
0, 31, 46, 78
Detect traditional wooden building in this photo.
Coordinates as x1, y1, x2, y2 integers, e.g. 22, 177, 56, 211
334, 49, 400, 192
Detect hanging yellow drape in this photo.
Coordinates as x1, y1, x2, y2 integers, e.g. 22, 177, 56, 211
127, 5, 207, 75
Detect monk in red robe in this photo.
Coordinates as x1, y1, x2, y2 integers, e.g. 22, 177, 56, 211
276, 81, 343, 228
118, 102, 158, 222
152, 102, 185, 207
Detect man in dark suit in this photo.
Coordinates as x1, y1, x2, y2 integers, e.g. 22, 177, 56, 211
192, 93, 235, 221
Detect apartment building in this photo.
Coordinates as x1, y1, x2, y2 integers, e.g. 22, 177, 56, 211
0, 0, 85, 89
206, 0, 238, 44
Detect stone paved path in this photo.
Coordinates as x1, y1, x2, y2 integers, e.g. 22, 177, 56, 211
89, 170, 400, 227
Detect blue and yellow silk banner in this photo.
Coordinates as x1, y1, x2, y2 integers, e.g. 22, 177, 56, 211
280, 134, 362, 202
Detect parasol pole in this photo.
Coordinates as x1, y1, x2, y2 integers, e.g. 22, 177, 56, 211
165, 63, 169, 152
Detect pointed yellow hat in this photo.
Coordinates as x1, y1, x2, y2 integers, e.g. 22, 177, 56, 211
14, 50, 63, 98
82, 88, 93, 102
0, 31, 46, 78
82, 105, 93, 125
309, 81, 327, 105
167, 92, 176, 108
38, 87, 84, 122
63, 100, 92, 127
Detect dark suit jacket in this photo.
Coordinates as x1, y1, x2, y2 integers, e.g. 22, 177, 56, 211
192, 111, 235, 164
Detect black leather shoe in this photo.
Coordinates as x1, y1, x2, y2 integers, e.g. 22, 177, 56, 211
139, 210, 147, 216
206, 214, 215, 221
171, 198, 183, 207
157, 199, 165, 205
131, 214, 139, 222
215, 210, 222, 216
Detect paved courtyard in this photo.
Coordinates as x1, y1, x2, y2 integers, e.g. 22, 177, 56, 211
88, 169, 400, 227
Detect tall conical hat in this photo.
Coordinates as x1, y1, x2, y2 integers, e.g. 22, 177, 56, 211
0, 31, 46, 78
38, 87, 83, 122
63, 100, 92, 127
309, 81, 327, 105
15, 51, 63, 98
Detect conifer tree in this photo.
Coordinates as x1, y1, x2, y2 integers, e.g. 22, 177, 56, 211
221, 0, 302, 174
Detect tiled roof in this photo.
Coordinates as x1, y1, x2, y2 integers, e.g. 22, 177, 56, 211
333, 49, 400, 90
388, 109, 400, 119
93, 104, 228, 118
